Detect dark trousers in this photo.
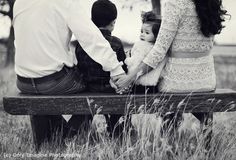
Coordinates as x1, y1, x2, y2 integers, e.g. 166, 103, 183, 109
87, 82, 123, 137
17, 66, 92, 150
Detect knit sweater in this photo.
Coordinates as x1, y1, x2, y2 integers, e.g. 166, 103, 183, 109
143, 0, 214, 68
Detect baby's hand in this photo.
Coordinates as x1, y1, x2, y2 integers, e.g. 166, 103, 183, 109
125, 50, 131, 57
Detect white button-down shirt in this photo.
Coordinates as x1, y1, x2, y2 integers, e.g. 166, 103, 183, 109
13, 0, 124, 78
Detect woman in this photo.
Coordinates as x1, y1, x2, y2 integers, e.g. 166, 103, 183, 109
113, 0, 229, 144
114, 0, 228, 93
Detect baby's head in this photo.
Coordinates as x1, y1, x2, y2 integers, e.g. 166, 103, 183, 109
92, 0, 117, 32
140, 11, 161, 43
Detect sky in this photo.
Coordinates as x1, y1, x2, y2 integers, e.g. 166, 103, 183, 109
0, 0, 235, 44
213, 0, 236, 44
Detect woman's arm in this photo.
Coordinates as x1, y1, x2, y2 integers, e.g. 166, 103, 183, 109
143, 0, 185, 68
115, 0, 185, 89
113, 61, 152, 90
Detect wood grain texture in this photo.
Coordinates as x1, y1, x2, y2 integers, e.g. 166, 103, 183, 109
3, 89, 236, 115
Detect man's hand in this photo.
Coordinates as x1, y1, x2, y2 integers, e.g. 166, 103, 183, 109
114, 62, 153, 90
112, 73, 135, 89
111, 73, 126, 83
109, 79, 118, 90
114, 72, 136, 90
110, 73, 126, 93
111, 73, 133, 94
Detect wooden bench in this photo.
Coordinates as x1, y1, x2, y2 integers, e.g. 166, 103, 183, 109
3, 89, 236, 151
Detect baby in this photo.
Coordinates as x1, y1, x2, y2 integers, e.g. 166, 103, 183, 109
125, 11, 167, 86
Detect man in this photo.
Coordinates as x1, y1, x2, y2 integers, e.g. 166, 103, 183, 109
13, 0, 125, 149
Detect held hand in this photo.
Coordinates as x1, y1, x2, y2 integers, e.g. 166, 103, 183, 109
115, 85, 131, 94
115, 72, 136, 90
109, 79, 118, 90
110, 73, 127, 94
116, 62, 152, 88
111, 73, 127, 83
115, 62, 148, 89
111, 62, 150, 92
110, 78, 130, 94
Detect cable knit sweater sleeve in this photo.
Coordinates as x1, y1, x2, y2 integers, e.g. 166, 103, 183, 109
143, 0, 185, 68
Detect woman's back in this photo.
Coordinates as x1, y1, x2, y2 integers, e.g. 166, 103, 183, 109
156, 0, 217, 92
170, 0, 214, 54
115, 0, 228, 93
154, 0, 214, 59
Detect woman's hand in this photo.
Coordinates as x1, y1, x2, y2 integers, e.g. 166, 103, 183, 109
110, 76, 132, 94
114, 71, 137, 90
117, 62, 153, 89
112, 62, 153, 92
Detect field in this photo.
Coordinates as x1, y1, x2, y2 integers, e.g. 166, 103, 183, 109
0, 49, 236, 159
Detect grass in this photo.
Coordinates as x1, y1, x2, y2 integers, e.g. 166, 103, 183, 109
0, 66, 17, 104
0, 55, 236, 160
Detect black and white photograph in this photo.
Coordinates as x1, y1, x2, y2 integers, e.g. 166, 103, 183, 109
0, 0, 236, 159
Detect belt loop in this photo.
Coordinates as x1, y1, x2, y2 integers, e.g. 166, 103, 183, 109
31, 78, 39, 94
64, 66, 69, 73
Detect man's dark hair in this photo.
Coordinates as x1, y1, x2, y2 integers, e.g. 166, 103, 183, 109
92, 0, 117, 27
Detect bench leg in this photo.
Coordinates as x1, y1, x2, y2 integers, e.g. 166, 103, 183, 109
192, 112, 213, 152
158, 113, 183, 158
104, 114, 123, 138
30, 115, 67, 151
67, 115, 93, 137
160, 112, 183, 137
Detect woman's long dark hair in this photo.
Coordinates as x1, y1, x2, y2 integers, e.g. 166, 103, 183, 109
193, 0, 230, 37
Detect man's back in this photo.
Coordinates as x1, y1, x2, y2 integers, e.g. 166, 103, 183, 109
14, 0, 74, 77
14, 0, 125, 79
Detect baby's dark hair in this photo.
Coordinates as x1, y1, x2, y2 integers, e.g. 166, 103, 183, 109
141, 11, 162, 38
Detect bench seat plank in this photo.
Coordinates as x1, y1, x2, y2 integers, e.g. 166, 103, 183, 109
3, 89, 236, 115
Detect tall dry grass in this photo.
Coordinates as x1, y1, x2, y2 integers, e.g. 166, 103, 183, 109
0, 55, 236, 160
0, 101, 236, 160
0, 66, 17, 105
